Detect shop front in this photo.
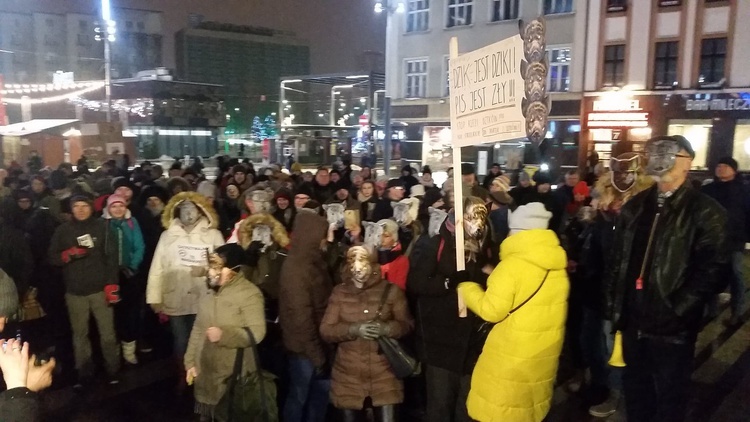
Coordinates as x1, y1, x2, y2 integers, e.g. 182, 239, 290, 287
579, 91, 750, 175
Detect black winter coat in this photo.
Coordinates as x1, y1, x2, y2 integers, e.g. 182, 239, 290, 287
407, 226, 493, 374
48, 216, 119, 296
0, 387, 39, 422
701, 178, 750, 251
607, 184, 728, 337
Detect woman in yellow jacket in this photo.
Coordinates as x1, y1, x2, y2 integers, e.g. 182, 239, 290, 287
458, 202, 570, 422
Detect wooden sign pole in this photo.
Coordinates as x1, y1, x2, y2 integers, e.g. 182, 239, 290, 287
450, 37, 467, 318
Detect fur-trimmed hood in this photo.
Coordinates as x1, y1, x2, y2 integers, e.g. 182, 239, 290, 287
238, 212, 290, 249
162, 191, 220, 229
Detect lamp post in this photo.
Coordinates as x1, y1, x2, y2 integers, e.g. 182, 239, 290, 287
374, 0, 404, 177
96, 0, 116, 122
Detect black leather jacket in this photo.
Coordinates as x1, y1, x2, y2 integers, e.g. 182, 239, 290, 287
606, 183, 728, 336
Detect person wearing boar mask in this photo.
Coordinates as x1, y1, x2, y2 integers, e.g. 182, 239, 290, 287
320, 246, 413, 422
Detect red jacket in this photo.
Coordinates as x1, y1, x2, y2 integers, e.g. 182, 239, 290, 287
378, 243, 409, 291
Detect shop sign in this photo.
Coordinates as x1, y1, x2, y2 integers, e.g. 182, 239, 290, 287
588, 98, 649, 128
685, 98, 750, 111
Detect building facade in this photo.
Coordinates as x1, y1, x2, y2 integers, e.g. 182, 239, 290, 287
0, 8, 163, 84
581, 0, 750, 174
384, 0, 588, 176
175, 22, 310, 134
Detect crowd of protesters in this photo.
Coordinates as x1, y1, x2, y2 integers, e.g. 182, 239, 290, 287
0, 133, 744, 422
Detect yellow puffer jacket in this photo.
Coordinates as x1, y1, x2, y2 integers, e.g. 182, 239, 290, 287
458, 229, 569, 422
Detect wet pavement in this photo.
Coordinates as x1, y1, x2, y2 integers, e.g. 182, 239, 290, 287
37, 296, 750, 422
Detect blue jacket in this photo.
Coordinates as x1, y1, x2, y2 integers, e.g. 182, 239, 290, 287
103, 210, 145, 272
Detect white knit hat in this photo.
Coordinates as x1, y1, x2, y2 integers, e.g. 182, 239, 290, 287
410, 184, 426, 197
197, 180, 216, 199
508, 202, 552, 234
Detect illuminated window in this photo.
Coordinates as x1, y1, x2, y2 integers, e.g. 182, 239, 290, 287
407, 0, 430, 33
653, 41, 679, 88
491, 0, 519, 22
447, 0, 473, 28
732, 121, 750, 171
443, 55, 450, 97
602, 44, 626, 87
405, 59, 428, 98
667, 119, 711, 170
606, 0, 628, 13
548, 47, 571, 92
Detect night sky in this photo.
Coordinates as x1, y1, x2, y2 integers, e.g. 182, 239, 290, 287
0, 0, 387, 75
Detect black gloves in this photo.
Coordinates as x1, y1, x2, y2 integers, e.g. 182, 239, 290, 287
446, 270, 471, 290
245, 241, 264, 267
120, 267, 136, 279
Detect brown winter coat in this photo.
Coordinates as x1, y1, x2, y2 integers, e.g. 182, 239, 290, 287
184, 273, 266, 407
278, 210, 333, 367
320, 266, 414, 410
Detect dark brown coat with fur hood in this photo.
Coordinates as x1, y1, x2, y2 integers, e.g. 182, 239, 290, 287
319, 261, 413, 409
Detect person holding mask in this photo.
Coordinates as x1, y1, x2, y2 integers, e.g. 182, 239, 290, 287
102, 195, 145, 365
218, 183, 242, 238
457, 202, 569, 422
320, 246, 413, 422
373, 180, 405, 221
147, 192, 225, 388
185, 244, 266, 422
376, 220, 409, 290
607, 135, 727, 422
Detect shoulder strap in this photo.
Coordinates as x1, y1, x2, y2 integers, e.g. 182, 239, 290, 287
437, 237, 445, 263
508, 270, 550, 315
375, 282, 393, 320
227, 327, 267, 422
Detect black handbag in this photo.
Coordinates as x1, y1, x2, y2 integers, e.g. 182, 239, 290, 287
374, 283, 419, 379
215, 327, 278, 422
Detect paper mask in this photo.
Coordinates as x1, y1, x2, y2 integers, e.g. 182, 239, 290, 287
363, 221, 383, 250
347, 246, 372, 289
251, 225, 273, 250
645, 138, 681, 176
322, 203, 345, 228
392, 197, 419, 227
428, 207, 447, 237
178, 201, 201, 226
610, 153, 641, 193
463, 200, 488, 239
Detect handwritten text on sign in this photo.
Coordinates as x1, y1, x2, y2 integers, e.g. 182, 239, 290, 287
449, 36, 526, 147
177, 244, 209, 267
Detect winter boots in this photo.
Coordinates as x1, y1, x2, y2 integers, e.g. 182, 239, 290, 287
122, 341, 138, 365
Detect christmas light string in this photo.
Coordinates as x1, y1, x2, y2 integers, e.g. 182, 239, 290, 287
1, 83, 105, 105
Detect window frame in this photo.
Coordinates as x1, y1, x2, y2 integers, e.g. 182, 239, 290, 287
548, 46, 572, 92
443, 55, 451, 97
602, 44, 626, 88
543, 0, 573, 15
446, 0, 474, 28
698, 37, 727, 84
658, 0, 682, 7
406, 0, 430, 33
490, 0, 520, 22
404, 58, 429, 99
606, 0, 628, 13
652, 40, 679, 88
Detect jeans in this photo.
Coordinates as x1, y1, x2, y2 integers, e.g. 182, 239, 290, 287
169, 314, 196, 358
283, 356, 330, 422
729, 251, 747, 318
65, 292, 121, 377
424, 365, 472, 422
580, 307, 609, 389
622, 329, 696, 422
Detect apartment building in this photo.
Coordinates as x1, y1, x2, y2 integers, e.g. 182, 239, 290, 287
581, 0, 750, 173
0, 8, 163, 84
384, 0, 588, 173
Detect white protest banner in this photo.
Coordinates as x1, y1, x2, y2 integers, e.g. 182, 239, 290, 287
177, 244, 210, 267
449, 35, 526, 147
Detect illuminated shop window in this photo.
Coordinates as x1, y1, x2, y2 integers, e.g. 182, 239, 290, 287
667, 119, 711, 170
732, 121, 750, 171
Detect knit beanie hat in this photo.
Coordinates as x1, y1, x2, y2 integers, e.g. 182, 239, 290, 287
215, 243, 247, 269
0, 269, 18, 318
423, 189, 444, 208
106, 194, 126, 209
491, 175, 511, 192
294, 182, 315, 198
378, 219, 400, 242
197, 180, 216, 199
717, 156, 739, 173
274, 187, 292, 202
508, 202, 552, 234
573, 181, 590, 197
49, 170, 68, 190
410, 184, 426, 197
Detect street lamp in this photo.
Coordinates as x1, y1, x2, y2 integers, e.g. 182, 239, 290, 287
374, 0, 404, 176
95, 0, 116, 122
